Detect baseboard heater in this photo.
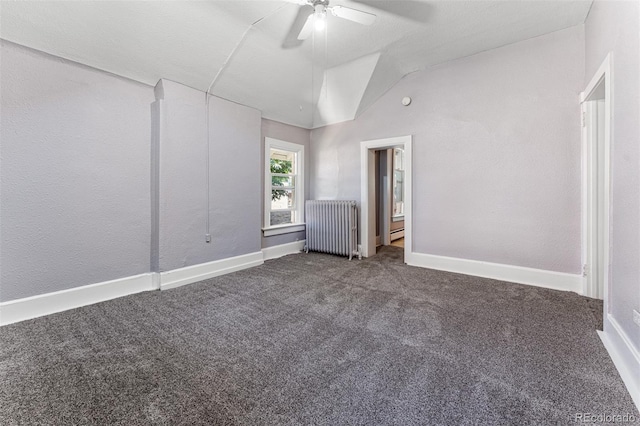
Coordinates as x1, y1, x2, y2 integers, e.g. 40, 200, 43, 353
305, 200, 361, 260
390, 228, 404, 241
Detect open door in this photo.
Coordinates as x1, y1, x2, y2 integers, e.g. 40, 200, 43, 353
581, 56, 611, 302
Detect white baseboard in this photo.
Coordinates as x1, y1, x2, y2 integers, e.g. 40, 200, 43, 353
151, 272, 161, 290
0, 250, 273, 325
262, 240, 305, 261
160, 251, 264, 290
599, 316, 640, 410
0, 273, 154, 326
406, 252, 583, 294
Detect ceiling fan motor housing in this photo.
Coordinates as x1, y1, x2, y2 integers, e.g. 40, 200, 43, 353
295, 0, 375, 40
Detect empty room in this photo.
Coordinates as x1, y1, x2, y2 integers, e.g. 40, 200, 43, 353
1, 0, 639, 424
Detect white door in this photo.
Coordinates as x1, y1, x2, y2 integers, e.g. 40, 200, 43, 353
584, 81, 608, 300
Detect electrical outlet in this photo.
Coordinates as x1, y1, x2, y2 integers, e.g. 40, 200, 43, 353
633, 310, 640, 327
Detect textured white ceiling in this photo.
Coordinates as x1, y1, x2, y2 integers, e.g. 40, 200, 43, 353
0, 0, 592, 128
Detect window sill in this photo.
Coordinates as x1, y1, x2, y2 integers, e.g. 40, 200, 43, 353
262, 223, 306, 237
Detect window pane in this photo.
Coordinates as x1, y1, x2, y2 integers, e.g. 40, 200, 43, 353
270, 211, 293, 226
270, 149, 296, 176
272, 175, 294, 187
271, 189, 294, 210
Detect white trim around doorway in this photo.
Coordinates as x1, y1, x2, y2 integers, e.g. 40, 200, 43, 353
360, 135, 412, 261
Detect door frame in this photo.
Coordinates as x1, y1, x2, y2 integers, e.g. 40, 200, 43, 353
360, 135, 412, 260
580, 53, 612, 302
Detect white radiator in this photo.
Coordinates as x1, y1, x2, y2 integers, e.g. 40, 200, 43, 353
305, 200, 361, 260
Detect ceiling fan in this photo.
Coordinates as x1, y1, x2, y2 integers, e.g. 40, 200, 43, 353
285, 0, 377, 40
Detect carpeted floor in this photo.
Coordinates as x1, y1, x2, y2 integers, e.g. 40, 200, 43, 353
0, 246, 637, 425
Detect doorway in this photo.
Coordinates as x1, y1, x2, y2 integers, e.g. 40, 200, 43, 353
375, 147, 406, 249
581, 54, 611, 303
360, 135, 412, 261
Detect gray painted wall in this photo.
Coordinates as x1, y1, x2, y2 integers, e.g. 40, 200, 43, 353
0, 41, 285, 302
0, 40, 154, 302
154, 80, 262, 271
261, 119, 310, 249
310, 26, 585, 274
585, 0, 640, 354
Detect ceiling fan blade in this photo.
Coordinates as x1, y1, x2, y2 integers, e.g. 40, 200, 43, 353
330, 5, 376, 25
282, 0, 309, 4
297, 13, 315, 40
348, 0, 431, 23
282, 5, 314, 48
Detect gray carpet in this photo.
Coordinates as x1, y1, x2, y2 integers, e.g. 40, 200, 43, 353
1, 246, 637, 425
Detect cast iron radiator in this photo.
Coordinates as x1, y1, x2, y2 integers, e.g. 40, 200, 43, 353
305, 200, 361, 260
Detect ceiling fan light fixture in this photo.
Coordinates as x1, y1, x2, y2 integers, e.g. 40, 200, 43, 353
314, 5, 327, 31
314, 15, 326, 31
293, 0, 375, 40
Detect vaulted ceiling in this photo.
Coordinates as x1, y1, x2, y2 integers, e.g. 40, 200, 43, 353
0, 1, 592, 129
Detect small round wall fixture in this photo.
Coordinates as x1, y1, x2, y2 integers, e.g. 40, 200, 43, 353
402, 96, 412, 106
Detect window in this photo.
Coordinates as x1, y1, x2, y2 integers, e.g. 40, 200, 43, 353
263, 138, 305, 236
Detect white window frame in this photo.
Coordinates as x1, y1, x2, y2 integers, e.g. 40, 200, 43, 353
263, 138, 305, 237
